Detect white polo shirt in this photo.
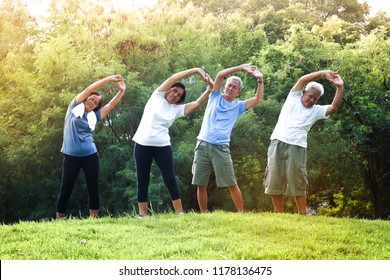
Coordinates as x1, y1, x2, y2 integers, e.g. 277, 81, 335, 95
270, 90, 329, 148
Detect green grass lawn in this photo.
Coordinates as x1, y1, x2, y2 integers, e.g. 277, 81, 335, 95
1, 211, 389, 260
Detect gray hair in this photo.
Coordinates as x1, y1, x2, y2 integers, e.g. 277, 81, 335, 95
226, 76, 243, 91
305, 81, 324, 96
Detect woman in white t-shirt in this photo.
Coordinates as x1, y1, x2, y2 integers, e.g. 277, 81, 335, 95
132, 68, 213, 216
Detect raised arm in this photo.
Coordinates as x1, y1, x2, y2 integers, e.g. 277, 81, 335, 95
100, 77, 126, 120
157, 68, 208, 92
291, 70, 338, 92
325, 73, 344, 116
183, 74, 214, 116
213, 64, 257, 90
291, 70, 344, 116
245, 67, 264, 110
75, 75, 123, 103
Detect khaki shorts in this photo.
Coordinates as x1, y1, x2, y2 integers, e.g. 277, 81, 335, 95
264, 140, 308, 196
192, 140, 237, 188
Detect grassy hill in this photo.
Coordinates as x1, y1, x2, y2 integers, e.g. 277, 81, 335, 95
1, 211, 389, 260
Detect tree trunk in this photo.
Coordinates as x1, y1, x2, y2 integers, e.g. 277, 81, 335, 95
366, 151, 385, 219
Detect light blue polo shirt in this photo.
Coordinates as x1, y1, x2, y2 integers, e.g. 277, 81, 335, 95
197, 88, 246, 145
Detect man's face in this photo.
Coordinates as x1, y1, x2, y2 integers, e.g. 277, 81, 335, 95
223, 79, 241, 100
301, 88, 321, 108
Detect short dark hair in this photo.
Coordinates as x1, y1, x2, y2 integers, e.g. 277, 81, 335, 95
90, 91, 104, 111
172, 82, 186, 104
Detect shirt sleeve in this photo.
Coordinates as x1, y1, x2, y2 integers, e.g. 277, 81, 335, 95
95, 110, 101, 122
239, 100, 247, 114
319, 105, 330, 119
289, 90, 302, 97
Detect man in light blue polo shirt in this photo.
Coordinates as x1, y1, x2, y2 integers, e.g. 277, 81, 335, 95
192, 64, 264, 213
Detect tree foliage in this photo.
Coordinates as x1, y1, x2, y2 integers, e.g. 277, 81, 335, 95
0, 0, 389, 222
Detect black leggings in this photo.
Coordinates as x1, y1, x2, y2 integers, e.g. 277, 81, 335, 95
134, 143, 181, 202
56, 153, 99, 213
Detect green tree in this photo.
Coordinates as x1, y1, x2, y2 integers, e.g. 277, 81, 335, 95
365, 11, 390, 37
332, 28, 390, 218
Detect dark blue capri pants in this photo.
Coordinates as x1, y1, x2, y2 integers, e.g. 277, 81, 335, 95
134, 143, 181, 202
56, 153, 100, 213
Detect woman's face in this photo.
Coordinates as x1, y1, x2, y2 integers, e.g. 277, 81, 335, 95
165, 86, 184, 104
84, 95, 102, 112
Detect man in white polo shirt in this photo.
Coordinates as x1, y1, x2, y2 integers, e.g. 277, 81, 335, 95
264, 70, 344, 214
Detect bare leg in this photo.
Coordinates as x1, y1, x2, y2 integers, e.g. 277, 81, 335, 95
89, 209, 99, 218
271, 195, 284, 213
228, 185, 244, 213
172, 198, 184, 214
56, 212, 66, 219
138, 202, 148, 216
294, 196, 307, 214
197, 185, 208, 213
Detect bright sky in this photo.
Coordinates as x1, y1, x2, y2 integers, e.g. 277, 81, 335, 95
27, 0, 390, 18
358, 0, 390, 16
27, 0, 158, 17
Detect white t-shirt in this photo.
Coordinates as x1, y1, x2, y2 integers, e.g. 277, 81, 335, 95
270, 90, 329, 148
132, 90, 185, 146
